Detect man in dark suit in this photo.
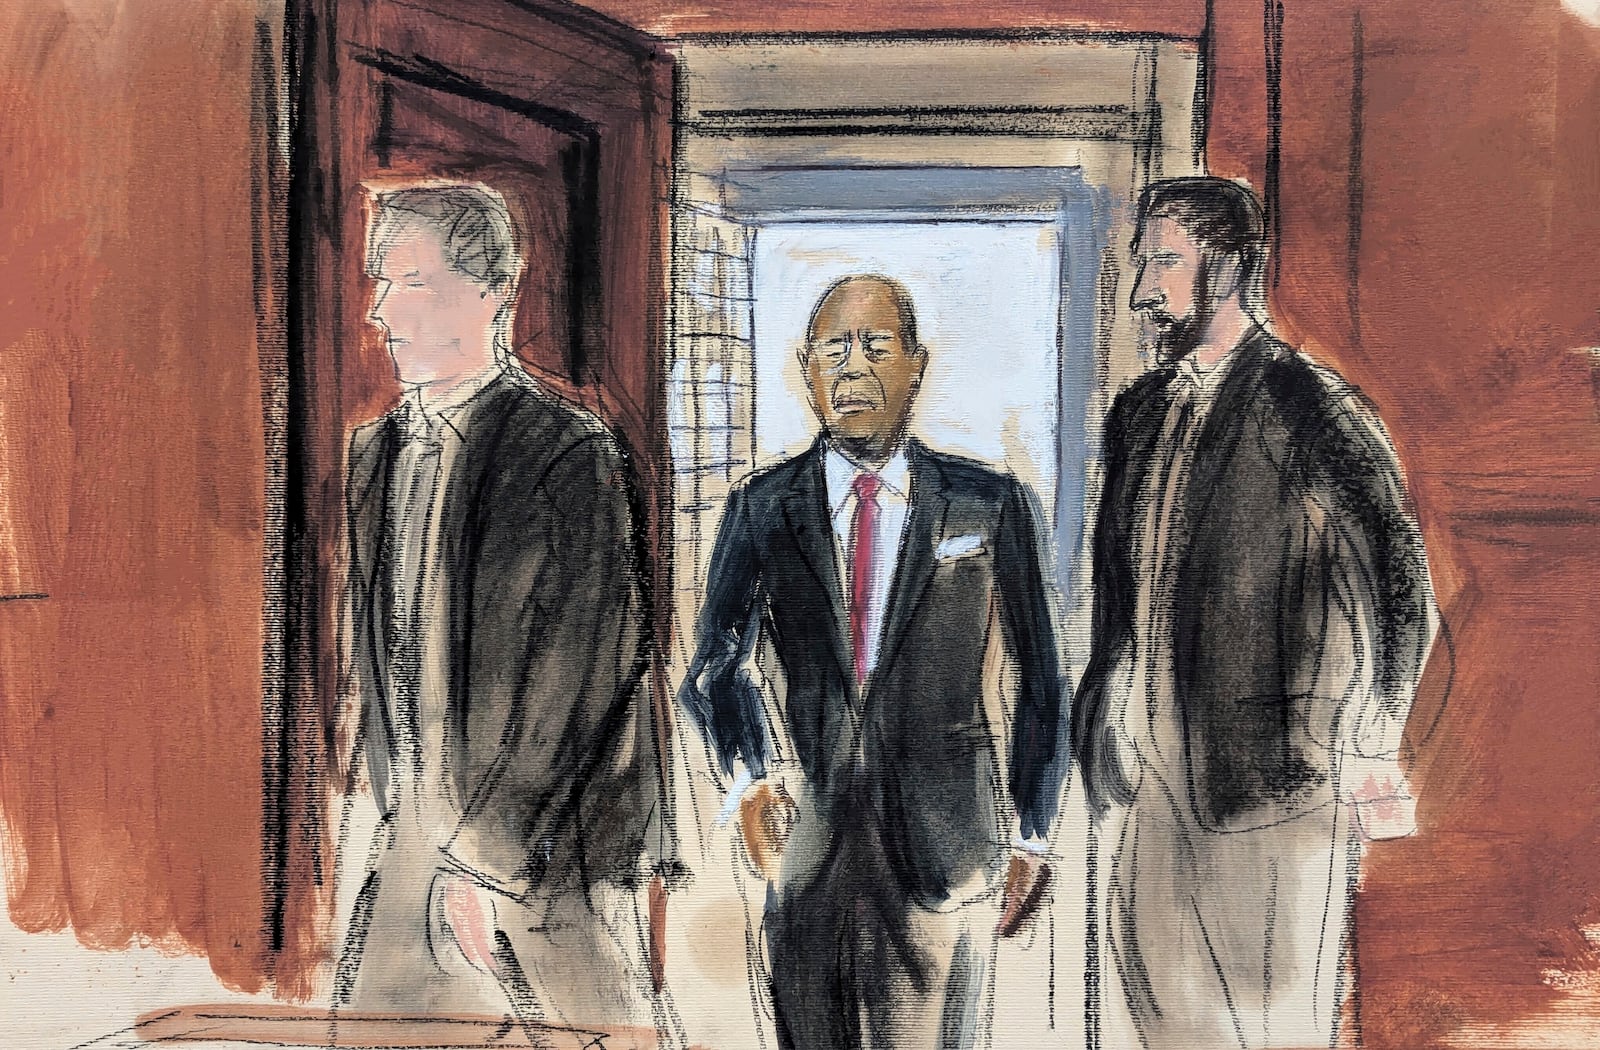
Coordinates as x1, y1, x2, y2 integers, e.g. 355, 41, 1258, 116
337, 184, 670, 1036
680, 274, 1069, 1050
1073, 177, 1439, 1048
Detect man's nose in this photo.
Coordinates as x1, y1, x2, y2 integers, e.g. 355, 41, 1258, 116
368, 282, 391, 325
1130, 268, 1160, 312
836, 337, 866, 376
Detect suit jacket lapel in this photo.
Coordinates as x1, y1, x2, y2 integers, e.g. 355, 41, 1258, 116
431, 373, 524, 745
1184, 327, 1276, 533
365, 420, 403, 685
781, 443, 854, 687
874, 441, 950, 689
434, 373, 522, 593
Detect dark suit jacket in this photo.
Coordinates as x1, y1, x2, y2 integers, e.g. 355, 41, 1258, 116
1072, 327, 1436, 832
680, 438, 1069, 905
346, 369, 660, 897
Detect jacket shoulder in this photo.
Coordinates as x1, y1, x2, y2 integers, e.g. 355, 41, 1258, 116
1261, 347, 1386, 435
1261, 347, 1357, 425
349, 413, 390, 450
1118, 365, 1175, 405
1103, 366, 1174, 444
924, 447, 1015, 503
497, 375, 628, 463
1259, 347, 1404, 487
735, 451, 812, 501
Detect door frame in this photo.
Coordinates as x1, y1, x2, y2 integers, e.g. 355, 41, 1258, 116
276, 0, 674, 987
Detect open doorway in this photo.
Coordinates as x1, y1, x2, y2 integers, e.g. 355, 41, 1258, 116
283, 5, 1202, 1047
662, 34, 1202, 1050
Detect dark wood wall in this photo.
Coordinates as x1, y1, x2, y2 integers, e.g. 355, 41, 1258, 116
0, 0, 282, 991
279, 0, 675, 993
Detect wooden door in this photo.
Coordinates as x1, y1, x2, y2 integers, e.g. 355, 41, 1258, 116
280, 0, 673, 991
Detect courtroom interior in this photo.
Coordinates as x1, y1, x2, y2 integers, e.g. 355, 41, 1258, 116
1, 1, 1597, 1048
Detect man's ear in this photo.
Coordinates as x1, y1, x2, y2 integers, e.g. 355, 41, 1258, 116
481, 275, 514, 304
911, 344, 928, 392
796, 345, 822, 414
1208, 253, 1246, 303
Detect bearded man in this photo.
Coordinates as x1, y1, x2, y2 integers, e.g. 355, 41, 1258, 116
1073, 177, 1439, 1049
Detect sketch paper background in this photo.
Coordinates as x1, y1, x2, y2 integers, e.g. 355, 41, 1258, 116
1, 1, 1598, 1048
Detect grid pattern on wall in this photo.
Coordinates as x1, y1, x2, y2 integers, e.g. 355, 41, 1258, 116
668, 198, 758, 641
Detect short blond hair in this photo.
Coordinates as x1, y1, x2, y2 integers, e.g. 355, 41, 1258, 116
366, 183, 525, 293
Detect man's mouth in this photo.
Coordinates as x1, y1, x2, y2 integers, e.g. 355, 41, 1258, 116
832, 394, 877, 415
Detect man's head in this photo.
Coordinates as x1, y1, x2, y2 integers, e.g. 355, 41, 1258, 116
1129, 177, 1265, 361
365, 184, 524, 388
800, 274, 928, 464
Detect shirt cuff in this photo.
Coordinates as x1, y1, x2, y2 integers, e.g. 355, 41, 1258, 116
716, 766, 755, 828
1011, 832, 1050, 857
1338, 752, 1410, 803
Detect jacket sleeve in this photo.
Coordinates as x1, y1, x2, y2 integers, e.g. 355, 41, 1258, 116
1070, 387, 1141, 816
1298, 389, 1438, 740
676, 485, 775, 784
995, 477, 1070, 843
443, 430, 656, 895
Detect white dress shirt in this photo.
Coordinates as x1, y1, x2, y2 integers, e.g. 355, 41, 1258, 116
387, 362, 508, 839
713, 443, 910, 825
822, 443, 912, 682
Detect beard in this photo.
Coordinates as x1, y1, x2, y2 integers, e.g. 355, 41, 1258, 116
1149, 308, 1206, 362
1147, 264, 1217, 364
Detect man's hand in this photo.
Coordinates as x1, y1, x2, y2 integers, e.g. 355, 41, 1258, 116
441, 873, 500, 974
1341, 756, 1418, 842
738, 780, 798, 882
997, 852, 1051, 938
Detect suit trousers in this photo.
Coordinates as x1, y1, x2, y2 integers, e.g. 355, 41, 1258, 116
339, 807, 661, 1042
1105, 777, 1360, 1050
763, 837, 998, 1050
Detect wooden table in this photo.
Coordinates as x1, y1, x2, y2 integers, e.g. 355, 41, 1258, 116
75, 1005, 681, 1049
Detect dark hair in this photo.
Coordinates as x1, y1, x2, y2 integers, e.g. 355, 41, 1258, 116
1135, 177, 1266, 295
806, 273, 922, 350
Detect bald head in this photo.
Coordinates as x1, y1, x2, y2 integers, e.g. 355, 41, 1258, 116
800, 274, 927, 465
806, 274, 921, 349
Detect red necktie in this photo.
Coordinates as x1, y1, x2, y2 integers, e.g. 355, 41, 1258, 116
849, 472, 881, 686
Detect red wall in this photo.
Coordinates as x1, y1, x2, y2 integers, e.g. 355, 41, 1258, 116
1, 2, 1596, 1041
0, 1, 276, 991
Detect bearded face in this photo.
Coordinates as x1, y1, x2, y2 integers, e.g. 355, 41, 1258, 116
1129, 215, 1228, 363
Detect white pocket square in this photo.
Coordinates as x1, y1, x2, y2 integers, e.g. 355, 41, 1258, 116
935, 534, 986, 561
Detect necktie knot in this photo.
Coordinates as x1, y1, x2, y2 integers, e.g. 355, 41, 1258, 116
399, 401, 443, 448
853, 471, 881, 504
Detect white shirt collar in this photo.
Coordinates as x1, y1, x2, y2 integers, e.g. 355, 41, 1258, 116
402, 362, 506, 442
823, 441, 912, 516
1177, 348, 1237, 394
